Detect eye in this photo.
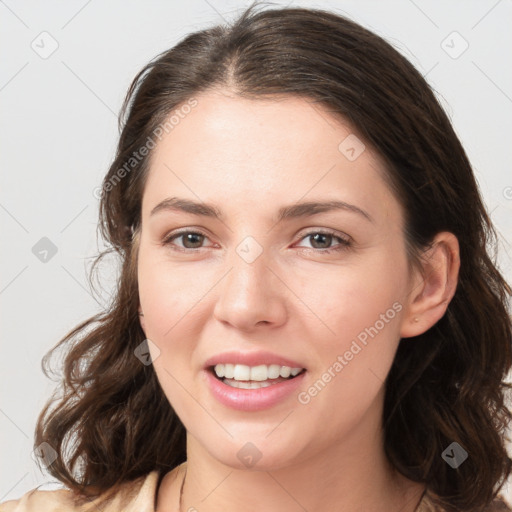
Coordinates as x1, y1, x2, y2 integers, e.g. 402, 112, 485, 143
162, 229, 214, 251
295, 229, 352, 254
161, 228, 352, 254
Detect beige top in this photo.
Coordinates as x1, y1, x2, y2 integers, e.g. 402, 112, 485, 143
0, 472, 161, 512
0, 469, 510, 511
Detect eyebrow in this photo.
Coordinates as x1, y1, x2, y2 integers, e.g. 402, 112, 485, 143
150, 197, 373, 223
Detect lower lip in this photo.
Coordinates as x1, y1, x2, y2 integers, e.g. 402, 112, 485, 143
204, 369, 306, 412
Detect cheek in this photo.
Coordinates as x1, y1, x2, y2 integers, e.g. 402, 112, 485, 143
138, 256, 200, 414
294, 251, 407, 391
294, 255, 407, 340
295, 282, 404, 437
137, 250, 212, 340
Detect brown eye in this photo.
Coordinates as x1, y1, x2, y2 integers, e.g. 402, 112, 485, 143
308, 233, 334, 249
163, 230, 210, 250
295, 230, 351, 254
179, 232, 205, 249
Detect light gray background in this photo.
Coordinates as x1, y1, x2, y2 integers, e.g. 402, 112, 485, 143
1, 0, 511, 504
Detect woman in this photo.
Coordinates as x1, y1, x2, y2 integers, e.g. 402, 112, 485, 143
1, 3, 511, 511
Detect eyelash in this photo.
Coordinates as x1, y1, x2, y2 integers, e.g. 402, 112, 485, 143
161, 228, 352, 255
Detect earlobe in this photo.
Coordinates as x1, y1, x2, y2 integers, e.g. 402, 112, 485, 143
400, 232, 460, 338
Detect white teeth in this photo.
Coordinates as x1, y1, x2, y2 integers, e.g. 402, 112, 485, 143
233, 364, 250, 381
267, 364, 281, 379
224, 364, 234, 379
280, 366, 291, 378
213, 363, 304, 381
215, 364, 226, 378
250, 364, 268, 381
223, 379, 275, 389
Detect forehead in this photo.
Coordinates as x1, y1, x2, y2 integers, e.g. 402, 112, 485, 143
142, 90, 402, 226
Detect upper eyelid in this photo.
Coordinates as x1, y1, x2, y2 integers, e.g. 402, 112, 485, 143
164, 228, 350, 247
164, 228, 214, 244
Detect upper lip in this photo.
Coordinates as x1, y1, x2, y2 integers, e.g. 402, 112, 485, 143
204, 350, 306, 370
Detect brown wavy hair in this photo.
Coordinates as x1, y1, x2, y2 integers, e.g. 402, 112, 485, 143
34, 2, 512, 510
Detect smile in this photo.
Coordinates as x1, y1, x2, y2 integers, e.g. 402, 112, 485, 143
205, 365, 307, 411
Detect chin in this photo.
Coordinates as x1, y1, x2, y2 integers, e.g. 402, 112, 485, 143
205, 439, 306, 472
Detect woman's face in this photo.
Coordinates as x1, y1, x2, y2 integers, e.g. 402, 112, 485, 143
137, 90, 419, 469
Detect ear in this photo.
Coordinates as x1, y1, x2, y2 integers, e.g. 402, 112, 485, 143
400, 232, 460, 338
138, 306, 146, 334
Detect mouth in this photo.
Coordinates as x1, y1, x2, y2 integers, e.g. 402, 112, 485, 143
208, 364, 307, 389
204, 362, 308, 411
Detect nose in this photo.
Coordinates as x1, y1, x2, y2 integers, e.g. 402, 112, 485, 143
212, 245, 288, 332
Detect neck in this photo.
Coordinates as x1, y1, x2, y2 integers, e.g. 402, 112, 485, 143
158, 390, 426, 512
179, 450, 423, 512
